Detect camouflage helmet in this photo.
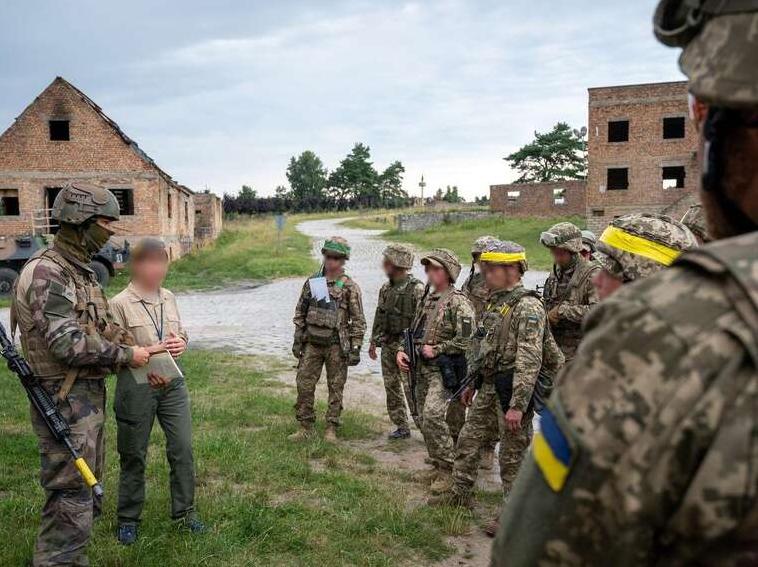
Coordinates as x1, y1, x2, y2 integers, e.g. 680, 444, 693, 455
595, 213, 698, 282
383, 243, 414, 269
480, 240, 528, 273
654, 1, 758, 106
540, 222, 583, 254
581, 230, 597, 254
51, 182, 120, 225
321, 236, 351, 259
471, 235, 498, 256
421, 248, 461, 282
680, 203, 712, 243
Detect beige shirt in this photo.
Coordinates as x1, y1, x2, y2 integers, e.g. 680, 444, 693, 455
110, 282, 189, 348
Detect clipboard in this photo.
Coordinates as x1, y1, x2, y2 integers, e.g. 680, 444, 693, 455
129, 349, 184, 385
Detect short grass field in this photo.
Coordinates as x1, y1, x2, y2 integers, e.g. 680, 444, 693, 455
0, 350, 468, 566
382, 215, 587, 271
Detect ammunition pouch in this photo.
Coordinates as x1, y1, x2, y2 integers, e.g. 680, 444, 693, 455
493, 369, 554, 415
435, 354, 467, 392
305, 299, 339, 346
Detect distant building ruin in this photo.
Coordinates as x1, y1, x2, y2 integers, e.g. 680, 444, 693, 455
490, 180, 586, 218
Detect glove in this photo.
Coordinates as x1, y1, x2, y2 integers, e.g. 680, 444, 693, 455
348, 345, 361, 366
292, 341, 303, 359
548, 306, 561, 326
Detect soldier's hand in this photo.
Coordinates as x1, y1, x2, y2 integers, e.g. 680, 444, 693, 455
420, 344, 435, 359
368, 343, 377, 360
163, 332, 186, 358
460, 387, 475, 407
348, 346, 361, 366
396, 351, 410, 372
504, 408, 523, 432
548, 306, 561, 326
130, 346, 151, 368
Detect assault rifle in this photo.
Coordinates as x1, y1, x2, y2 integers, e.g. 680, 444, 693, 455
0, 323, 104, 498
446, 370, 480, 402
401, 328, 419, 419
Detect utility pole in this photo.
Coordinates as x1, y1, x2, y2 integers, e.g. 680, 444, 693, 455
418, 175, 426, 207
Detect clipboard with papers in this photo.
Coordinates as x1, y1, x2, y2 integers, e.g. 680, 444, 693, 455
128, 349, 184, 385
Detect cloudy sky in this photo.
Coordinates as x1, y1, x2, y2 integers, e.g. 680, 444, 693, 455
0, 0, 683, 200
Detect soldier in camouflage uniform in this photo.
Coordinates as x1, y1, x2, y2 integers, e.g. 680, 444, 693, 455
591, 213, 698, 300
540, 222, 600, 362
580, 230, 597, 261
431, 242, 563, 536
12, 183, 151, 567
397, 249, 474, 494
369, 244, 425, 439
291, 237, 366, 442
492, 3, 758, 564
462, 236, 500, 470
681, 203, 712, 245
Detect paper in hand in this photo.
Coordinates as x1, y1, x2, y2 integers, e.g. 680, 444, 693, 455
128, 350, 184, 385
308, 276, 330, 303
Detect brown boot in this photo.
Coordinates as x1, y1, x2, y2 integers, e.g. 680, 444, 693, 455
288, 424, 315, 441
430, 469, 454, 495
427, 489, 473, 509
324, 424, 338, 442
484, 515, 499, 538
479, 448, 495, 470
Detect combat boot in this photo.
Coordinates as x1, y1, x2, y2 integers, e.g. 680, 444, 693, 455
484, 515, 499, 538
324, 424, 338, 442
427, 489, 473, 509
430, 468, 454, 495
388, 427, 411, 440
288, 424, 315, 441
479, 447, 495, 470
414, 466, 438, 484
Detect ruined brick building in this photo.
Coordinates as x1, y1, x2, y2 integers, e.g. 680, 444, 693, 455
490, 81, 700, 233
0, 77, 222, 259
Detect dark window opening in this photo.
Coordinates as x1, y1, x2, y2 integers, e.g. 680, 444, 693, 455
167, 192, 173, 219
553, 188, 566, 206
110, 188, 135, 215
49, 120, 70, 141
0, 189, 20, 216
607, 168, 629, 190
608, 120, 629, 143
663, 117, 685, 139
662, 166, 686, 189
195, 209, 202, 215
184, 201, 189, 223
592, 209, 605, 217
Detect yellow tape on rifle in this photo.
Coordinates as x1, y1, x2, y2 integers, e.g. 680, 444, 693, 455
74, 457, 98, 488
599, 226, 681, 266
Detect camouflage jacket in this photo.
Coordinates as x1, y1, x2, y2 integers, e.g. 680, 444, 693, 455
542, 255, 600, 358
12, 246, 132, 380
493, 232, 758, 566
473, 284, 547, 412
370, 275, 425, 347
462, 270, 489, 320
293, 271, 366, 352
406, 286, 475, 358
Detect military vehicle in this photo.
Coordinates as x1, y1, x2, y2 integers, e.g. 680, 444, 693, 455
0, 235, 129, 294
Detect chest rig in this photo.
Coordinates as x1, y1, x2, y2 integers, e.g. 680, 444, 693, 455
543, 259, 596, 342
412, 288, 457, 346
382, 276, 421, 337
304, 275, 349, 346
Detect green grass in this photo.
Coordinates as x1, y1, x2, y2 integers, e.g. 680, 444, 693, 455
107, 215, 317, 294
0, 350, 463, 566
384, 215, 587, 271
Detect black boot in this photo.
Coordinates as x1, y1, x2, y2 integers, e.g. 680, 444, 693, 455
388, 427, 411, 440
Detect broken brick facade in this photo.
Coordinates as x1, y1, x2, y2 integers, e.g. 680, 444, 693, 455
0, 77, 221, 260
490, 180, 586, 218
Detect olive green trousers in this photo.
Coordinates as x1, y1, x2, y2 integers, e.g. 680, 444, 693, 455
114, 374, 196, 523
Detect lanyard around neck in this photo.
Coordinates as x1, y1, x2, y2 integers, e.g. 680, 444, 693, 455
140, 300, 164, 341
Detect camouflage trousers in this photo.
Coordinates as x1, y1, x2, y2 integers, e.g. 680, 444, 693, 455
416, 364, 465, 469
295, 342, 348, 426
452, 382, 533, 499
30, 379, 106, 567
380, 341, 419, 430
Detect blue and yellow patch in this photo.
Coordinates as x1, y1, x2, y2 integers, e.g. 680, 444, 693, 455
534, 407, 574, 492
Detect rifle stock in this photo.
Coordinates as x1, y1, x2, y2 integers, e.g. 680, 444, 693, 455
401, 328, 419, 419
0, 323, 104, 498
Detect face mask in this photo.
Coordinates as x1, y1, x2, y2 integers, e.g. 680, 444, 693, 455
83, 222, 113, 255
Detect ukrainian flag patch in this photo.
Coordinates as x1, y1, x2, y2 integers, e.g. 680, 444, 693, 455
534, 407, 574, 492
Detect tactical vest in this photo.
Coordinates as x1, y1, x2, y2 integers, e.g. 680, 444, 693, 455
543, 258, 598, 352
382, 276, 421, 337
304, 274, 349, 347
412, 287, 460, 346
13, 248, 130, 382
463, 271, 488, 320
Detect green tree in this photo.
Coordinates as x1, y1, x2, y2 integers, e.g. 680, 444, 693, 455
505, 122, 587, 183
328, 143, 379, 207
442, 185, 464, 203
240, 185, 257, 198
286, 151, 327, 200
378, 161, 407, 206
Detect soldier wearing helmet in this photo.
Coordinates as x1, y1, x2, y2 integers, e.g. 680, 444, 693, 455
493, 3, 758, 564
397, 248, 474, 496
592, 213, 698, 300
431, 241, 564, 539
12, 182, 151, 567
369, 244, 425, 440
540, 221, 600, 362
291, 236, 366, 442
680, 203, 712, 244
580, 230, 597, 260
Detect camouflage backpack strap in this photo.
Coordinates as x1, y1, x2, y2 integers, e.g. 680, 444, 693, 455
495, 288, 542, 340
424, 288, 458, 344
565, 259, 598, 295
676, 233, 758, 363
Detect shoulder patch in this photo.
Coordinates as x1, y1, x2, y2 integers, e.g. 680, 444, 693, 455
533, 407, 575, 492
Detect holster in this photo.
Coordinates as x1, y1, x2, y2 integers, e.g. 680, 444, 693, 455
435, 354, 467, 392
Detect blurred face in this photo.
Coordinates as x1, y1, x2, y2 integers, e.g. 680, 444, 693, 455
580, 248, 592, 261
485, 264, 521, 290
425, 264, 449, 290
592, 269, 623, 301
131, 252, 168, 292
472, 253, 481, 267
324, 255, 345, 274
550, 248, 573, 268
95, 217, 117, 235
382, 258, 404, 279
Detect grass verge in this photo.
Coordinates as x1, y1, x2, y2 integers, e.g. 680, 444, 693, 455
384, 215, 587, 271
0, 350, 461, 566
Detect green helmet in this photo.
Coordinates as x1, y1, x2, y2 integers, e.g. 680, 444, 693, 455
581, 230, 597, 254
321, 236, 351, 259
51, 182, 120, 225
383, 243, 414, 269
421, 248, 461, 282
480, 240, 528, 273
540, 222, 583, 254
471, 235, 498, 255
